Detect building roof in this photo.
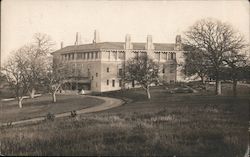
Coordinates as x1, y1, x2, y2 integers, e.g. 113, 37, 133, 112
52, 42, 177, 54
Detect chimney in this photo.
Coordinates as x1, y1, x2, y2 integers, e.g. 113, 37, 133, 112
125, 34, 133, 49
175, 35, 182, 50
93, 30, 100, 43
75, 32, 79, 45
175, 35, 181, 44
61, 42, 64, 49
78, 33, 82, 45
146, 35, 154, 50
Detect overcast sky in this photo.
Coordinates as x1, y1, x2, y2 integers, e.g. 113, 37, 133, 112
1, 0, 249, 63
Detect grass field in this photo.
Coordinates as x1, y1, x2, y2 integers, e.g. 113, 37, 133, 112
0, 83, 249, 156
0, 95, 104, 123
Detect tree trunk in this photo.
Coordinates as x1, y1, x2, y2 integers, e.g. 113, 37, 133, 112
233, 79, 237, 96
52, 92, 57, 103
29, 88, 36, 98
18, 97, 24, 108
216, 79, 222, 95
146, 86, 151, 99
201, 76, 205, 84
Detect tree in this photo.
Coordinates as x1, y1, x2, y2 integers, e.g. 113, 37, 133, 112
0, 72, 7, 87
124, 55, 159, 99
2, 49, 30, 108
25, 33, 55, 98
222, 50, 248, 96
44, 57, 72, 103
183, 45, 209, 84
184, 18, 247, 95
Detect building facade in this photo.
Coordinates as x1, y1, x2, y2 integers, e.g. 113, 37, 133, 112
51, 31, 185, 92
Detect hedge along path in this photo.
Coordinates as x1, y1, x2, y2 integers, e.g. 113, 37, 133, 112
0, 96, 124, 127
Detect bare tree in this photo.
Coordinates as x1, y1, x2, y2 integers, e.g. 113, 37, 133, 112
26, 33, 55, 98
32, 33, 55, 55
3, 49, 30, 108
184, 18, 247, 95
124, 55, 159, 99
44, 57, 72, 103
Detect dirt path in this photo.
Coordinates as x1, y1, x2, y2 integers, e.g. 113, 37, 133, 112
0, 96, 123, 127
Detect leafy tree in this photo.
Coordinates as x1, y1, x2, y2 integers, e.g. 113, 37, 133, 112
222, 50, 248, 96
183, 45, 209, 84
124, 55, 159, 99
0, 72, 7, 87
184, 18, 247, 95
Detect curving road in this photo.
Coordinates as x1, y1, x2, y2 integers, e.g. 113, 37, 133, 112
0, 96, 124, 127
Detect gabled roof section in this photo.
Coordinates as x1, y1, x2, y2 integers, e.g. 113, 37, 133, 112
52, 42, 177, 55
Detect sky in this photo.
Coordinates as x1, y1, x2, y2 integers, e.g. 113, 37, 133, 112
1, 0, 249, 64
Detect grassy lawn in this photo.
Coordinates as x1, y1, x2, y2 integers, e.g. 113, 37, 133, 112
0, 88, 15, 99
0, 83, 249, 156
0, 94, 104, 123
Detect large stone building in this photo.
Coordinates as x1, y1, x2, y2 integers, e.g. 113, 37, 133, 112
51, 30, 185, 92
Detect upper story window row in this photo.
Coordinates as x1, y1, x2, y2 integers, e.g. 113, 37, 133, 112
154, 52, 176, 60
132, 51, 176, 61
61, 51, 176, 61
61, 51, 100, 61
102, 51, 125, 60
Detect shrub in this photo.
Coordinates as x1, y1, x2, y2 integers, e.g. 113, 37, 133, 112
46, 112, 55, 121
70, 110, 77, 118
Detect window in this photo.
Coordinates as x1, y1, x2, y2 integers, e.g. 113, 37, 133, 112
112, 80, 115, 87
168, 53, 171, 60
95, 52, 98, 59
88, 68, 90, 77
118, 68, 122, 77
170, 53, 176, 60
170, 64, 175, 73
134, 52, 139, 58
91, 52, 94, 59
87, 53, 89, 59
112, 51, 117, 60
162, 68, 165, 73
77, 53, 81, 60
83, 53, 86, 59
96, 73, 98, 77
96, 82, 98, 87
119, 80, 122, 87
107, 67, 109, 72
92, 76, 94, 80
118, 52, 125, 60
107, 80, 109, 85
162, 53, 167, 60
132, 80, 135, 88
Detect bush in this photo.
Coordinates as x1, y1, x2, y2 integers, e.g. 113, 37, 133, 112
46, 112, 55, 121
70, 110, 77, 118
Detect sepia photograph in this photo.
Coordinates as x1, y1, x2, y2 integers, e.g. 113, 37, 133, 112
0, 0, 249, 156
